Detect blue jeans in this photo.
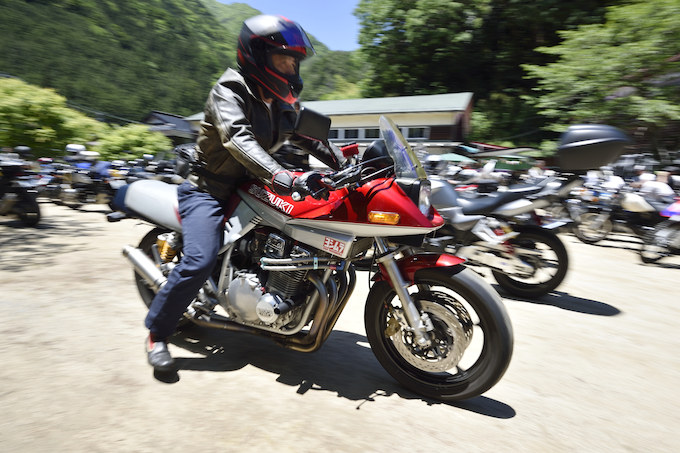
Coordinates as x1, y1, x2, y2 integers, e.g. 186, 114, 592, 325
144, 181, 229, 340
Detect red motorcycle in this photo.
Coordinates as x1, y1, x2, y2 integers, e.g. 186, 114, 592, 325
108, 113, 513, 401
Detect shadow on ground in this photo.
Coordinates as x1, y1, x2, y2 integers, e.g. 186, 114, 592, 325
156, 326, 516, 418
0, 201, 108, 271
497, 287, 621, 316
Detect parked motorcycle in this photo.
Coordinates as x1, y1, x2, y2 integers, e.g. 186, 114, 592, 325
0, 155, 41, 226
423, 124, 629, 299
426, 177, 570, 298
107, 113, 514, 402
573, 187, 672, 244
639, 198, 680, 263
46, 159, 124, 209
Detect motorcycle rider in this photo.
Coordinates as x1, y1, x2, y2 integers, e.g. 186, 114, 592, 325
145, 14, 347, 371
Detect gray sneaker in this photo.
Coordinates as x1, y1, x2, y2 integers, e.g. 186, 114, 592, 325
146, 335, 175, 371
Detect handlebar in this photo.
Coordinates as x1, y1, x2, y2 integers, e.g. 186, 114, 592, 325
291, 158, 395, 201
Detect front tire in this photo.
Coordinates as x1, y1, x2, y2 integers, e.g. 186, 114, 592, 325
16, 198, 41, 227
491, 228, 569, 298
364, 266, 513, 401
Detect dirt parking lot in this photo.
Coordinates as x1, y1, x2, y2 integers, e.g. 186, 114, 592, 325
1, 200, 679, 452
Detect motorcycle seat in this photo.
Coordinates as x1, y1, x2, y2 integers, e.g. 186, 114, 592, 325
457, 185, 541, 215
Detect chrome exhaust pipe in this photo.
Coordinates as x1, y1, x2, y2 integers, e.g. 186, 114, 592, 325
122, 245, 166, 291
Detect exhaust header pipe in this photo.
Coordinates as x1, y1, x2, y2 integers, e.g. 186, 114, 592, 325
122, 245, 166, 291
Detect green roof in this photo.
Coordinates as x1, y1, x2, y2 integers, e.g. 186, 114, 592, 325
301, 92, 473, 116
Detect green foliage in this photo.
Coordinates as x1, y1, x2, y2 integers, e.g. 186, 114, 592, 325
5, 0, 675, 155
93, 124, 172, 160
355, 0, 616, 145
356, 0, 491, 96
0, 77, 106, 158
0, 0, 234, 121
523, 0, 680, 132
301, 50, 367, 101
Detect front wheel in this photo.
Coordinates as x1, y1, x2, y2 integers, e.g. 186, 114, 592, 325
491, 228, 569, 298
364, 266, 513, 401
16, 197, 41, 227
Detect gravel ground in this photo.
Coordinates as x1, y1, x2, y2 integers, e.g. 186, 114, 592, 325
1, 200, 679, 452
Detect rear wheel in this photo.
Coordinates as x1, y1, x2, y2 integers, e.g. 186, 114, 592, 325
136, 228, 171, 307
574, 211, 612, 244
640, 222, 679, 264
364, 266, 513, 401
492, 228, 569, 298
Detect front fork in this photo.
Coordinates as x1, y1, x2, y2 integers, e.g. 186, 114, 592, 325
374, 238, 433, 348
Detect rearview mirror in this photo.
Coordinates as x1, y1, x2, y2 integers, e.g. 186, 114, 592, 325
294, 107, 331, 142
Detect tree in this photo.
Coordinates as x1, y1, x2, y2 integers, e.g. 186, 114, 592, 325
0, 77, 105, 157
523, 0, 680, 142
355, 0, 491, 97
354, 0, 617, 145
92, 124, 172, 160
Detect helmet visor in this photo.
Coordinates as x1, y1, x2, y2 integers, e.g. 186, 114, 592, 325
275, 19, 315, 59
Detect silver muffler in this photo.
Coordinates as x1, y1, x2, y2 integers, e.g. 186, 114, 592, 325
122, 245, 167, 290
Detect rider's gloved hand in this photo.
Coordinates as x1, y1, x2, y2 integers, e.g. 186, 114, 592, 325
272, 170, 296, 195
272, 170, 329, 200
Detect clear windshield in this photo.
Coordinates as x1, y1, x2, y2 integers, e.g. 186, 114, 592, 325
379, 116, 428, 180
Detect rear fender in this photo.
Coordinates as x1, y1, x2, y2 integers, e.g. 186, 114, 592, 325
373, 253, 465, 285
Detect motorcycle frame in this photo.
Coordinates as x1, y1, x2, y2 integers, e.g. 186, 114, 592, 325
121, 175, 461, 353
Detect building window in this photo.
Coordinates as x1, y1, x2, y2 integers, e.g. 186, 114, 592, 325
328, 129, 339, 139
408, 127, 428, 139
364, 128, 380, 139
344, 129, 359, 139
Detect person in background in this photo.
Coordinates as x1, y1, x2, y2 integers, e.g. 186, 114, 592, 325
144, 15, 347, 371
636, 172, 675, 203
666, 167, 680, 193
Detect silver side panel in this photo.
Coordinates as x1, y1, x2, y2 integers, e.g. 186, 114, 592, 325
237, 187, 357, 259
288, 218, 440, 237
223, 200, 261, 247
492, 199, 534, 217
125, 180, 181, 231
284, 224, 356, 258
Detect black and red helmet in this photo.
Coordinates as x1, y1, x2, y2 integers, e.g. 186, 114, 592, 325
237, 15, 315, 104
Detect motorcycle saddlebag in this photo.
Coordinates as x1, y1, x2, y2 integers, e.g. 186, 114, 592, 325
557, 124, 630, 171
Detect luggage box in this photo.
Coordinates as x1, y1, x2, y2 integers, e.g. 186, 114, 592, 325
557, 124, 630, 171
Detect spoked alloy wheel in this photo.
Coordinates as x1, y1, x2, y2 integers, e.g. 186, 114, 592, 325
365, 267, 513, 401
491, 228, 569, 298
639, 222, 679, 264
574, 212, 612, 244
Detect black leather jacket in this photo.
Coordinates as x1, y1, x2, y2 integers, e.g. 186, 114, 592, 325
194, 68, 345, 200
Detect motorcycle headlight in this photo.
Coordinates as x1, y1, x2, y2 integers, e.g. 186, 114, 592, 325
396, 178, 433, 218
418, 179, 432, 217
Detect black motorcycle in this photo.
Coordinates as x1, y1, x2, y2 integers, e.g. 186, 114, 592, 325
639, 198, 680, 263
0, 156, 41, 226
573, 186, 672, 244
46, 161, 123, 209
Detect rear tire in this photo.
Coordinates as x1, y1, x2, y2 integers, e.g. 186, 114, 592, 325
364, 266, 513, 401
574, 212, 612, 244
639, 222, 679, 264
492, 228, 569, 298
134, 228, 190, 328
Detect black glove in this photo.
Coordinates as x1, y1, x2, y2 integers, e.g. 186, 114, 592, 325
293, 171, 329, 200
272, 170, 328, 200
272, 170, 296, 195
